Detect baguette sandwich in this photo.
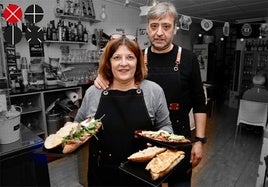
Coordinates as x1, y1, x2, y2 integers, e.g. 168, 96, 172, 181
145, 149, 185, 180
135, 130, 191, 144
128, 146, 167, 162
44, 117, 103, 153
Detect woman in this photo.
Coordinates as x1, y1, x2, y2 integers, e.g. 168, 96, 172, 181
75, 36, 173, 186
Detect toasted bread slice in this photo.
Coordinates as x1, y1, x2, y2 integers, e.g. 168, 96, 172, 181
145, 149, 185, 180
128, 146, 167, 162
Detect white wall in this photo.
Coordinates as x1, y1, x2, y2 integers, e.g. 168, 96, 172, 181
2, 0, 140, 64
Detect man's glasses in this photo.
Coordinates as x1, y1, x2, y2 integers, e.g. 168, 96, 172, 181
110, 33, 136, 41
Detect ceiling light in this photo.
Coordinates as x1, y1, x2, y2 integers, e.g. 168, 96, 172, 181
100, 4, 107, 21
124, 0, 129, 7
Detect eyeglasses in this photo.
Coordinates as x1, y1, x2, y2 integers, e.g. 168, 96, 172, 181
110, 33, 136, 41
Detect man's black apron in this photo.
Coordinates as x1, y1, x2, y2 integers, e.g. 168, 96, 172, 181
145, 46, 192, 184
88, 89, 153, 186
145, 46, 191, 137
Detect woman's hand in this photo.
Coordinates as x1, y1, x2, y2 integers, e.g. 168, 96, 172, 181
94, 75, 110, 89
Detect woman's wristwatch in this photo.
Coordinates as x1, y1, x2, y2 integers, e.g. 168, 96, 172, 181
194, 136, 207, 144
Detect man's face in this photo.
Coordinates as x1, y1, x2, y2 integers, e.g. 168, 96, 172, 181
147, 14, 176, 52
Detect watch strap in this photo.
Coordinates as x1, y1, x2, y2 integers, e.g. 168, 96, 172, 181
194, 136, 207, 144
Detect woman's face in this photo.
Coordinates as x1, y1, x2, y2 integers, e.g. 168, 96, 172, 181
110, 45, 137, 84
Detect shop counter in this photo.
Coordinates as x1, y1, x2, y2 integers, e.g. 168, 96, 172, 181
0, 125, 50, 186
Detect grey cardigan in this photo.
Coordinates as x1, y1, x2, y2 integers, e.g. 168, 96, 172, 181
74, 79, 173, 133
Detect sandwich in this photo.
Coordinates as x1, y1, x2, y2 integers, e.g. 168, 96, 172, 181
145, 149, 185, 180
44, 117, 103, 153
135, 130, 191, 144
128, 146, 167, 162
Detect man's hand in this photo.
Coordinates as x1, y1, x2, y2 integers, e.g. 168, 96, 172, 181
94, 75, 110, 89
190, 141, 203, 168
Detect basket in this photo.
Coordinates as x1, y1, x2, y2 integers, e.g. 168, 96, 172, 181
0, 106, 22, 144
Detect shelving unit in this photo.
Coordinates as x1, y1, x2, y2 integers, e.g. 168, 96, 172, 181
10, 86, 82, 138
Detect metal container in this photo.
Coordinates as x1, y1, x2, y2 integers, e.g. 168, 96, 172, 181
46, 109, 65, 135
0, 106, 21, 144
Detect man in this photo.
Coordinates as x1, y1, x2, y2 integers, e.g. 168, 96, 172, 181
95, 2, 207, 186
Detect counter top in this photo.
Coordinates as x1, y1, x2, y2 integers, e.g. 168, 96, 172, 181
0, 125, 44, 161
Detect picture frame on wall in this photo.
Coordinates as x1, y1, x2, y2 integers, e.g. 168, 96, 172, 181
81, 0, 95, 18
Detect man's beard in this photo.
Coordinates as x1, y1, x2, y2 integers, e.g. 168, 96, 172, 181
152, 41, 171, 52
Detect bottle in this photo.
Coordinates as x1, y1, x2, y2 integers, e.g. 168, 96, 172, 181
15, 77, 21, 90
58, 20, 63, 41
77, 21, 83, 42
51, 21, 57, 41
69, 1, 74, 15
74, 23, 78, 41
64, 21, 69, 41
83, 27, 88, 43
21, 57, 28, 87
47, 23, 52, 40
64, 0, 70, 15
55, 0, 63, 14
43, 27, 47, 41
82, 2, 87, 17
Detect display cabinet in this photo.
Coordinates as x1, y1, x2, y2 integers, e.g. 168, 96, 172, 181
239, 51, 268, 94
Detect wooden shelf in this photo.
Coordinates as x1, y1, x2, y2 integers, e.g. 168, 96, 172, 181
55, 13, 100, 24
21, 106, 42, 115
60, 61, 98, 65
43, 40, 89, 47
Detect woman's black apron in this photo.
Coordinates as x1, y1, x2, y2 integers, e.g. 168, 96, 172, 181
145, 46, 192, 184
88, 89, 153, 186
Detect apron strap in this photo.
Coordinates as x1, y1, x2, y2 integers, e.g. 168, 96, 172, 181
144, 47, 148, 65
174, 46, 182, 71
144, 46, 182, 69
176, 46, 182, 63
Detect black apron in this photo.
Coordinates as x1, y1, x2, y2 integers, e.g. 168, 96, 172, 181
145, 46, 192, 184
145, 46, 190, 137
88, 88, 153, 186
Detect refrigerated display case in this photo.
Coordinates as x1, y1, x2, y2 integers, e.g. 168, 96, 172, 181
193, 43, 216, 82
239, 51, 268, 94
